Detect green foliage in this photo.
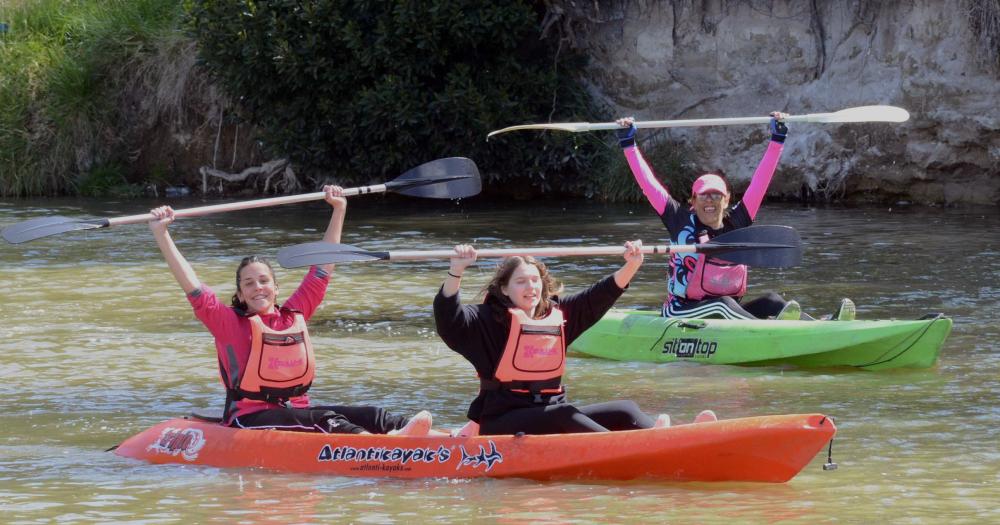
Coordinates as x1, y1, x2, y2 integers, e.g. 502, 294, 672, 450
639, 138, 700, 202
77, 163, 145, 197
186, 0, 607, 196
0, 0, 183, 197
591, 136, 699, 203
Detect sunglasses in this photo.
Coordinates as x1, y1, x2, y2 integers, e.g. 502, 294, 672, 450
695, 193, 726, 202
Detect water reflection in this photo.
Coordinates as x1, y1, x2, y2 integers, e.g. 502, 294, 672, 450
0, 198, 998, 523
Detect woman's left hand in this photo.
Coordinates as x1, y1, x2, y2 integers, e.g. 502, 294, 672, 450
324, 185, 347, 209
623, 239, 644, 265
769, 112, 789, 138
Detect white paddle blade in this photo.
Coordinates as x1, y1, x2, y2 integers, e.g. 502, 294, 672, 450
807, 105, 910, 124
487, 122, 597, 138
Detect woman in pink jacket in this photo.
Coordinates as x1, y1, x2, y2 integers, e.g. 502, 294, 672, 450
617, 113, 854, 321
148, 186, 433, 435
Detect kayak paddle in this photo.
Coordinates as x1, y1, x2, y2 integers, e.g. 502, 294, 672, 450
277, 225, 802, 269
2, 157, 481, 244
487, 105, 909, 139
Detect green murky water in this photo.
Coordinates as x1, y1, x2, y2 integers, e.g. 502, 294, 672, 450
1, 197, 997, 523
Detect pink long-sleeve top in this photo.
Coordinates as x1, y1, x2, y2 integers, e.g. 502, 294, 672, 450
623, 141, 784, 220
622, 139, 784, 304
186, 266, 330, 422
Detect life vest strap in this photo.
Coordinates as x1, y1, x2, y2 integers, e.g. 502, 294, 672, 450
233, 382, 312, 404
480, 377, 563, 394
519, 325, 562, 336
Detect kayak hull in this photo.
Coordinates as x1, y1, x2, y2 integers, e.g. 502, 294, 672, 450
569, 309, 952, 370
113, 413, 836, 482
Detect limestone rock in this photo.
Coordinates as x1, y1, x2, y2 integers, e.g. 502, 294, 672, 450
569, 0, 999, 206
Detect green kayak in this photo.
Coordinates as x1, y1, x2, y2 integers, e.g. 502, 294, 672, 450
569, 309, 952, 370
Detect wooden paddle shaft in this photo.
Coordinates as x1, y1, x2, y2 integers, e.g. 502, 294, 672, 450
383, 245, 684, 261
105, 184, 389, 227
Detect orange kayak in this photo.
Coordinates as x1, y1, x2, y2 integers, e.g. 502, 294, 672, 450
113, 413, 836, 482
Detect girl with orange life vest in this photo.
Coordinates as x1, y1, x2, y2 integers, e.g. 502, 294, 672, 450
148, 185, 432, 435
434, 241, 671, 435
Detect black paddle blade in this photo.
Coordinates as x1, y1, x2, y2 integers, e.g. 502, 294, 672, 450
2, 216, 109, 244
277, 242, 389, 268
702, 225, 802, 268
387, 157, 481, 199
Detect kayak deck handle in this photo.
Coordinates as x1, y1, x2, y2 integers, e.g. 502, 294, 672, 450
821, 416, 838, 471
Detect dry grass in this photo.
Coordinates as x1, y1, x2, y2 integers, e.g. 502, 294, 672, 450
0, 0, 244, 196
969, 0, 1000, 71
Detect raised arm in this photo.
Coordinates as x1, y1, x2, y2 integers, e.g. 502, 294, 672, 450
149, 206, 201, 294
317, 185, 347, 275
441, 244, 477, 298
617, 117, 672, 215
559, 243, 641, 341
741, 112, 788, 219
613, 239, 645, 289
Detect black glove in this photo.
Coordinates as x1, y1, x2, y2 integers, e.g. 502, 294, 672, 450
769, 116, 788, 143
617, 121, 637, 148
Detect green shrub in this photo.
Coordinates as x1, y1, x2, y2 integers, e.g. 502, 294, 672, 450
185, 0, 607, 196
589, 136, 698, 203
77, 163, 145, 197
0, 0, 183, 197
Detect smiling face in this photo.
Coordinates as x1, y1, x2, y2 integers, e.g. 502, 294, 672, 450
236, 262, 278, 315
690, 191, 730, 229
500, 262, 543, 315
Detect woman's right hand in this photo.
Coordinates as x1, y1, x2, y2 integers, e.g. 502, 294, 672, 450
323, 185, 347, 210
449, 244, 477, 276
148, 206, 175, 235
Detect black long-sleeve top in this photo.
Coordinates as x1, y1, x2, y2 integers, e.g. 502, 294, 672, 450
433, 275, 626, 422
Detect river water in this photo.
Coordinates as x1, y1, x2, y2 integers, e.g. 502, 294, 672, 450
1, 197, 997, 524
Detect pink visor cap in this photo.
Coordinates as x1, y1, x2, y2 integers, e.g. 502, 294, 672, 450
691, 174, 729, 196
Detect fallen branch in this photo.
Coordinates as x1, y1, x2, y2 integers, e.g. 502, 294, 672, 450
199, 158, 300, 194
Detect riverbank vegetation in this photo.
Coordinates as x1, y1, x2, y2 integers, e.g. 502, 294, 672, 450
186, 0, 621, 199
0, 0, 188, 197
0, 0, 700, 201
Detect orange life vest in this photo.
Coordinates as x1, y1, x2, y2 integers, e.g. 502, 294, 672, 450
231, 313, 316, 403
480, 307, 566, 396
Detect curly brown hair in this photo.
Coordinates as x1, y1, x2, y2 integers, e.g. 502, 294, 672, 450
480, 256, 564, 319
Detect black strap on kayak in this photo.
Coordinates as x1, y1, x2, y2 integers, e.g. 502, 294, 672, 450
820, 416, 838, 471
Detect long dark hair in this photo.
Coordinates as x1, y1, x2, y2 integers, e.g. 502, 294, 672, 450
480, 256, 563, 320
230, 255, 277, 310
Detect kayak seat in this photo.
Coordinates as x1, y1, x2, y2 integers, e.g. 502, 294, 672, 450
189, 409, 224, 423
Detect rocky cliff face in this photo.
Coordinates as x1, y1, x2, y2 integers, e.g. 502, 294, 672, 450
564, 0, 999, 206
